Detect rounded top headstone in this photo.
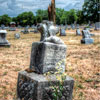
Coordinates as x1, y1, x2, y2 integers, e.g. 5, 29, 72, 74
0, 30, 7, 34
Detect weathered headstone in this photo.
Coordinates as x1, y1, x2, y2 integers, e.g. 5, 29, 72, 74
17, 20, 74, 100
9, 22, 16, 31
76, 28, 81, 35
14, 33, 20, 39
60, 28, 66, 36
23, 27, 29, 34
0, 30, 10, 47
1, 24, 5, 30
71, 24, 75, 30
95, 22, 100, 30
81, 30, 94, 44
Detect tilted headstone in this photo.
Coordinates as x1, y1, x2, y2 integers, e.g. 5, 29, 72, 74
95, 22, 100, 30
14, 33, 20, 39
0, 30, 10, 47
76, 28, 81, 35
17, 20, 74, 100
81, 30, 94, 44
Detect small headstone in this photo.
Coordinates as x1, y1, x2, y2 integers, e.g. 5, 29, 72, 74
1, 24, 5, 30
76, 28, 81, 35
81, 30, 94, 44
95, 22, 100, 30
60, 28, 66, 36
76, 24, 79, 28
14, 33, 20, 39
71, 24, 75, 30
23, 27, 29, 34
0, 30, 10, 47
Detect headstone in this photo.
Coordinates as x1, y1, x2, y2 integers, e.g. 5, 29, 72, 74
23, 27, 29, 34
0, 30, 10, 47
14, 33, 20, 39
9, 22, 16, 31
76, 24, 79, 28
1, 24, 5, 30
76, 28, 81, 35
16, 20, 74, 100
71, 24, 75, 30
81, 30, 94, 44
68, 25, 71, 30
95, 22, 100, 30
60, 28, 66, 36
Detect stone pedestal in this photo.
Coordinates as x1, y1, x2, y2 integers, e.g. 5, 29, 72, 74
30, 42, 67, 74
0, 30, 10, 47
17, 71, 74, 100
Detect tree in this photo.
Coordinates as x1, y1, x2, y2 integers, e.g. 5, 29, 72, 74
82, 0, 100, 22
0, 14, 12, 26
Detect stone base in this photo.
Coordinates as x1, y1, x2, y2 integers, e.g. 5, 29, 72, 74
81, 38, 94, 44
0, 43, 10, 47
17, 71, 74, 100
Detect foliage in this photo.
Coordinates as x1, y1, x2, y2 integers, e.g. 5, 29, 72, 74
0, 14, 12, 26
44, 59, 66, 100
82, 0, 100, 22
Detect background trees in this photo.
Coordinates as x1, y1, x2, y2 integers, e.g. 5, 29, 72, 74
0, 0, 99, 26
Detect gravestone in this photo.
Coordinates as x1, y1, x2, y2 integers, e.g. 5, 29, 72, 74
71, 24, 75, 30
60, 28, 66, 36
14, 33, 20, 39
9, 22, 16, 31
95, 22, 100, 30
76, 24, 79, 28
23, 27, 29, 34
1, 24, 5, 30
0, 30, 10, 47
81, 30, 94, 44
76, 28, 81, 35
16, 20, 74, 100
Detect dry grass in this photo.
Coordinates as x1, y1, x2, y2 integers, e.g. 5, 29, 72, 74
0, 29, 100, 100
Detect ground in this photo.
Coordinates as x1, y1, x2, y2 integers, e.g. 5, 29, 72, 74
0, 28, 100, 100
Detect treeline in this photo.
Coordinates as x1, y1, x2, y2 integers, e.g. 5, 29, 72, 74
0, 0, 99, 26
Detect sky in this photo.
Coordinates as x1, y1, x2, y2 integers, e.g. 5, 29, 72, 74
0, 0, 84, 17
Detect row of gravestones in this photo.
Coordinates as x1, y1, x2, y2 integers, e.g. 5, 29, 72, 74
0, 27, 94, 47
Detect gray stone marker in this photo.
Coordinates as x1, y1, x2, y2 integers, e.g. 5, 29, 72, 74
0, 30, 10, 47
23, 27, 29, 34
76, 28, 81, 35
60, 28, 66, 36
17, 20, 74, 100
14, 33, 20, 39
81, 30, 94, 44
1, 24, 5, 30
95, 22, 100, 30
71, 24, 75, 30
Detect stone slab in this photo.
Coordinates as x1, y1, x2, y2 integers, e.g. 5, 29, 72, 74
81, 38, 94, 44
17, 71, 74, 100
30, 42, 67, 74
60, 29, 66, 36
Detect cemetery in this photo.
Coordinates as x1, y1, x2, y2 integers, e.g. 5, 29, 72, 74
0, 0, 100, 100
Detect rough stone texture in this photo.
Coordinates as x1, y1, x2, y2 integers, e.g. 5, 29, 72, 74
23, 27, 29, 34
81, 30, 94, 44
76, 28, 81, 35
17, 71, 74, 100
60, 29, 66, 36
0, 30, 10, 47
30, 42, 67, 74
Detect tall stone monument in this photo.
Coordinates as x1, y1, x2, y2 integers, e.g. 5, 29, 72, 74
0, 30, 10, 47
16, 21, 74, 100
